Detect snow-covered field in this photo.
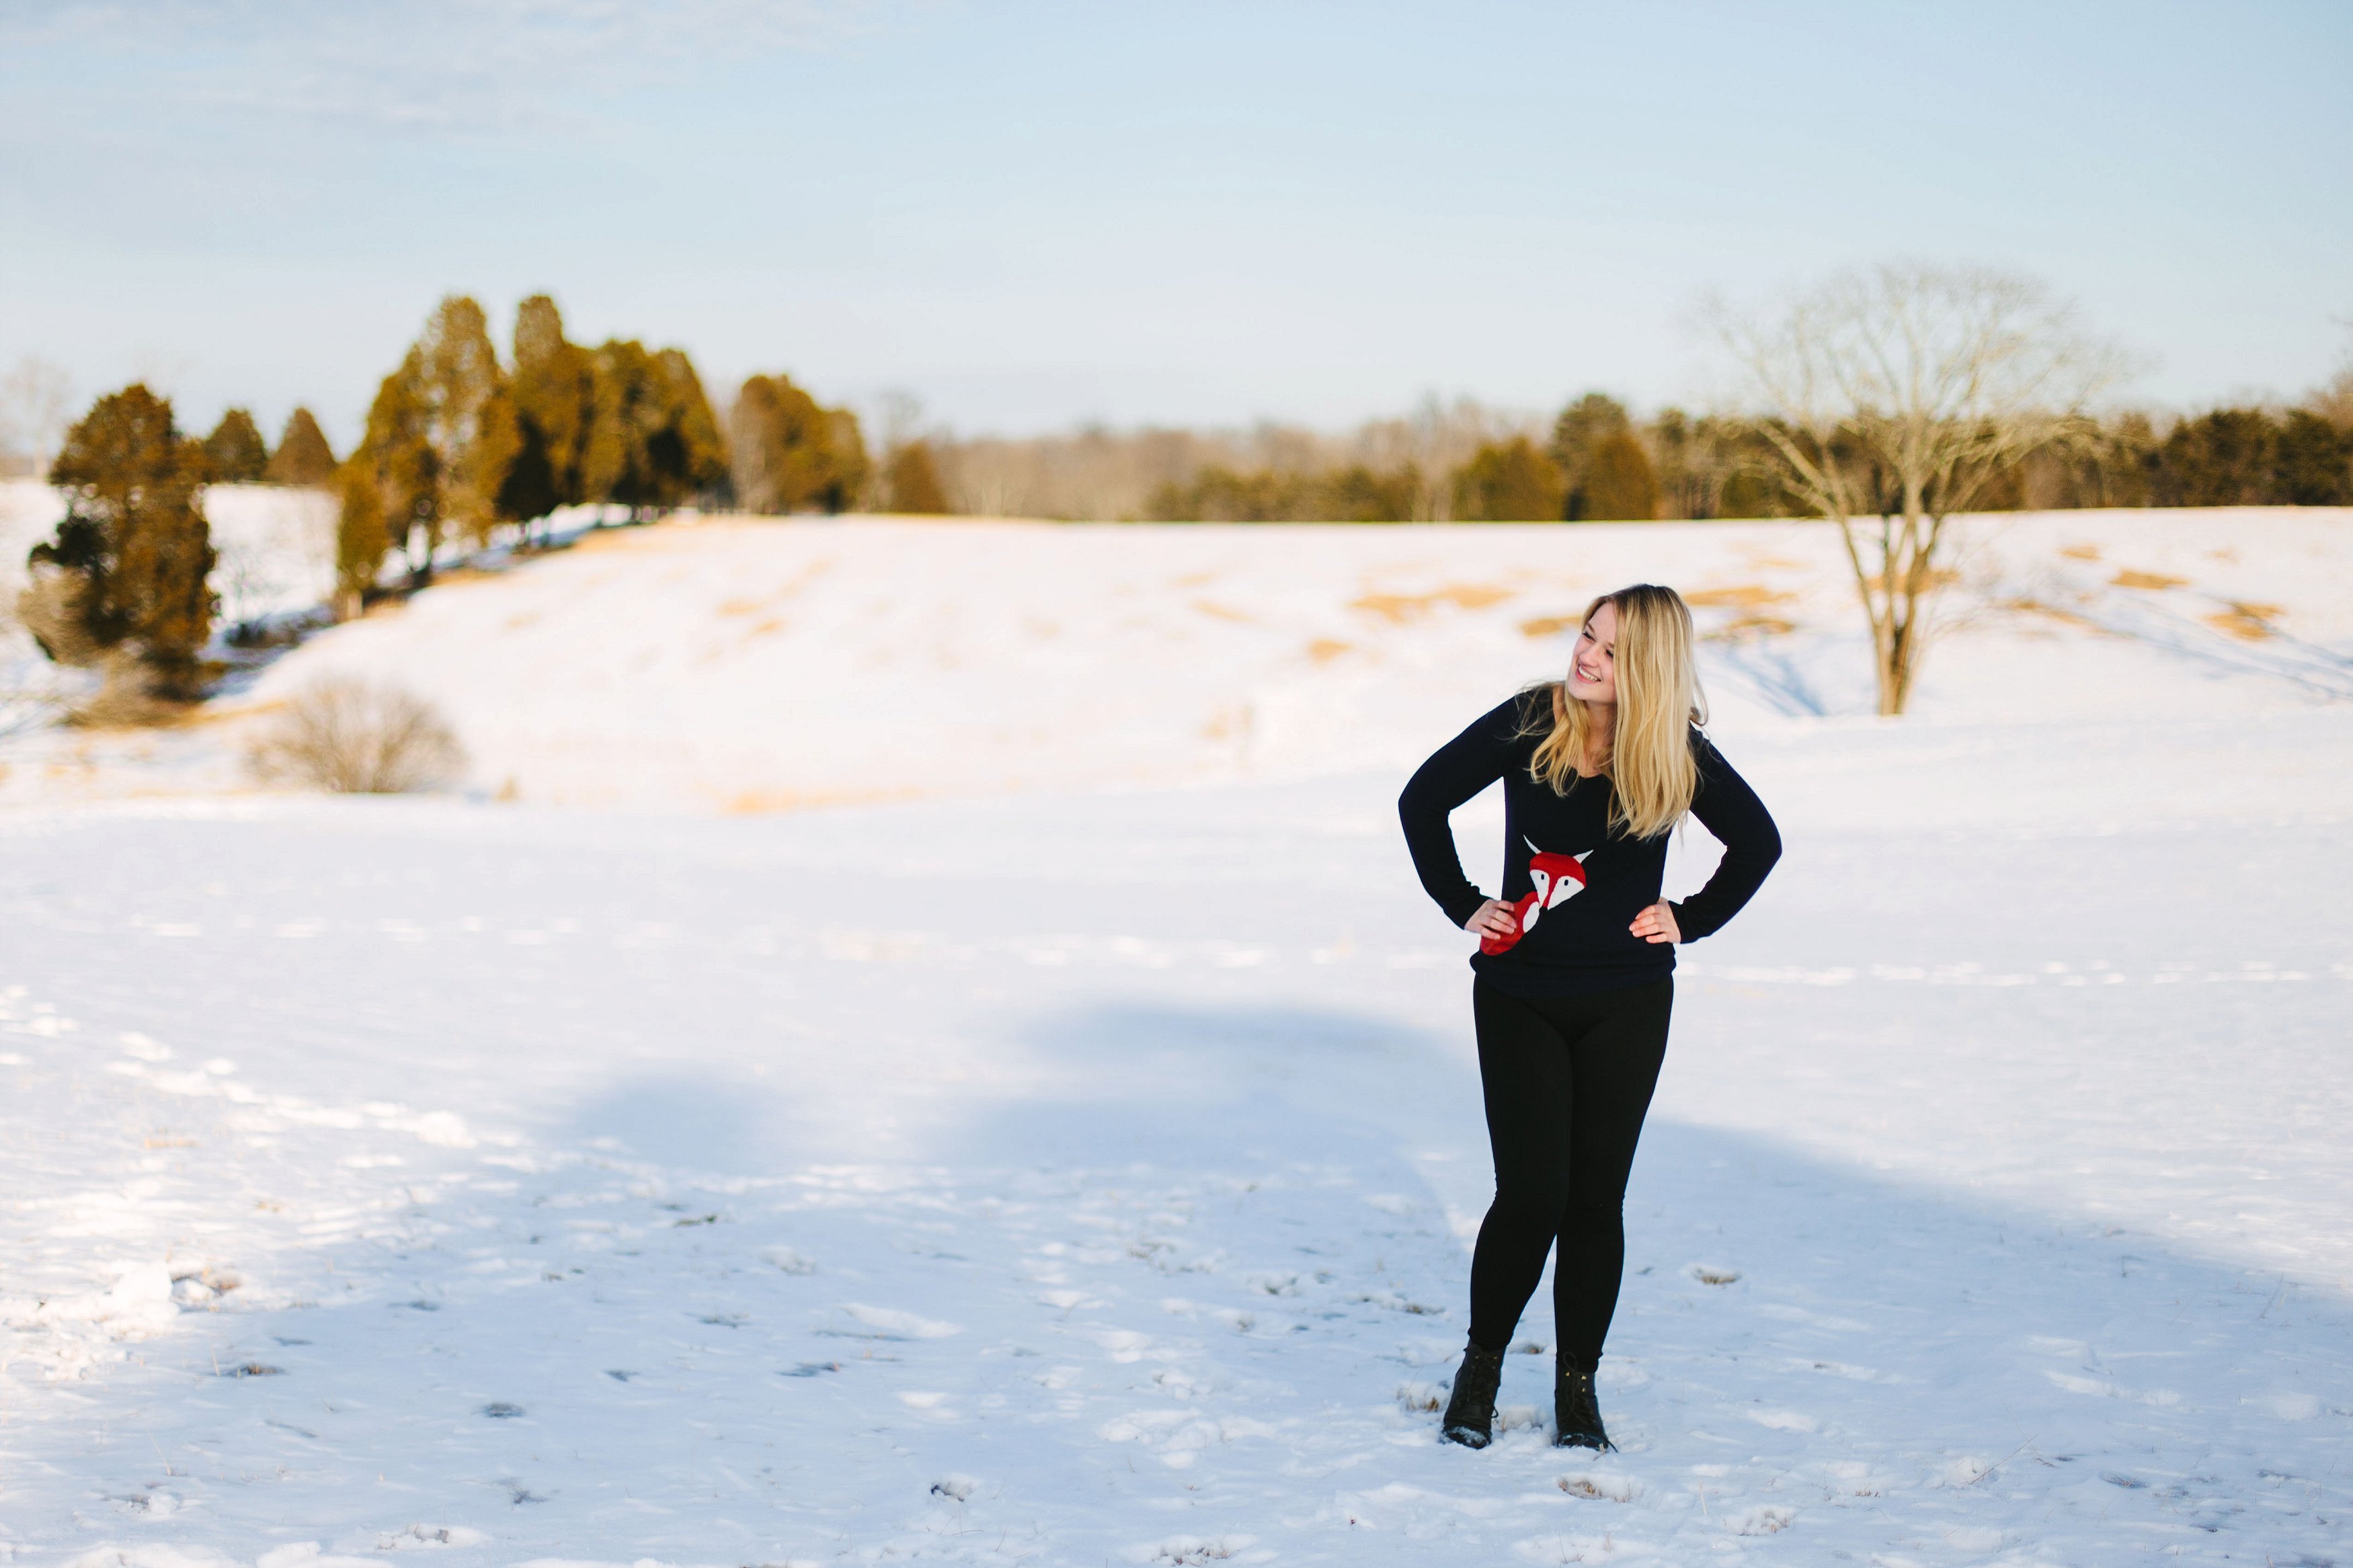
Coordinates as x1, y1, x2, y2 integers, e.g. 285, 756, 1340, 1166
3, 507, 2350, 1564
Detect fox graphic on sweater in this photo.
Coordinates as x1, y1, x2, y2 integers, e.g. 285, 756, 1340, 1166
1479, 839, 1593, 956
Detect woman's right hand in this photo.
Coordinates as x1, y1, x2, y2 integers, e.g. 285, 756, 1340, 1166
1464, 898, 1518, 944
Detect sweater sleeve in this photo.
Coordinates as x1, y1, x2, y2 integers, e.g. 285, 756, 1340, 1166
1398, 694, 1527, 930
1669, 733, 1782, 941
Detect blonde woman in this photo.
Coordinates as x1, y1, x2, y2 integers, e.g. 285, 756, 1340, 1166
1398, 583, 1780, 1450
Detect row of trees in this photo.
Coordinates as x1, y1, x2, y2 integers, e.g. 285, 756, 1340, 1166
339, 295, 719, 608
6, 294, 948, 708
14, 270, 2350, 723
333, 294, 912, 612
1127, 389, 2353, 527
193, 405, 341, 487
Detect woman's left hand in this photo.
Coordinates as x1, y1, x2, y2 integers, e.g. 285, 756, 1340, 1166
1630, 901, 1681, 945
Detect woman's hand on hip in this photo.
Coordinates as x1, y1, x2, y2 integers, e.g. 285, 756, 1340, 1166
1465, 898, 1518, 942
1630, 901, 1681, 945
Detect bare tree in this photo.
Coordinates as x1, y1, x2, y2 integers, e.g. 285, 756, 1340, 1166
1, 358, 74, 479
1714, 263, 2126, 714
918, 395, 1538, 522
1354, 395, 1529, 520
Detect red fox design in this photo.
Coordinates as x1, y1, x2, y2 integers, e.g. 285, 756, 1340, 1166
1480, 840, 1593, 955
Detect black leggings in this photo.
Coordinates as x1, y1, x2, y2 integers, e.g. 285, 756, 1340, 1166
1466, 977, 1672, 1364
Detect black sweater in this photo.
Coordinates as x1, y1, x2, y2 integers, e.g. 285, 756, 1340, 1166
1398, 690, 1782, 997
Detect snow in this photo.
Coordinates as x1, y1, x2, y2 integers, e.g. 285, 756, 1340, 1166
1, 508, 2350, 1563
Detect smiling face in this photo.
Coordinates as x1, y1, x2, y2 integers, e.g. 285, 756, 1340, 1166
1566, 598, 1620, 705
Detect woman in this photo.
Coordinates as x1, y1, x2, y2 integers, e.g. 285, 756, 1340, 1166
1397, 583, 1780, 1450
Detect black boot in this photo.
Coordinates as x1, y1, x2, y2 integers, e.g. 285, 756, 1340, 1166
1553, 1354, 1613, 1450
1439, 1342, 1506, 1449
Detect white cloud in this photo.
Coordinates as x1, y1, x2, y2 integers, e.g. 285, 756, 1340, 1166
9, 0, 891, 135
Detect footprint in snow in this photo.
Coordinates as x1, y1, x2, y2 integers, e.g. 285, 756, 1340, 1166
216, 1361, 284, 1378
1394, 1381, 1445, 1413
1146, 1534, 1251, 1564
1746, 1407, 1820, 1433
1558, 1472, 1640, 1502
377, 1524, 489, 1548
833, 1303, 961, 1339
779, 1361, 842, 1378
1732, 1505, 1797, 1535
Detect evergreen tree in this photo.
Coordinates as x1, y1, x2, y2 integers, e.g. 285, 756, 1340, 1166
337, 351, 436, 612
1581, 432, 1660, 520
583, 340, 727, 518
1324, 463, 1420, 522
2151, 409, 2276, 506
2087, 412, 2157, 507
501, 294, 598, 536
732, 374, 867, 513
1549, 393, 1632, 519
21, 384, 216, 704
828, 407, 873, 510
883, 440, 952, 514
265, 406, 339, 487
2274, 409, 2350, 505
414, 295, 520, 548
653, 347, 728, 507
1450, 437, 1565, 522
202, 408, 270, 483
334, 296, 520, 600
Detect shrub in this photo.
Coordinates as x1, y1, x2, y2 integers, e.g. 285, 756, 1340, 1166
248, 677, 467, 794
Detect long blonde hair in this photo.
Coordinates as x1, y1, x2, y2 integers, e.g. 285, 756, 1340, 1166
1525, 583, 1706, 839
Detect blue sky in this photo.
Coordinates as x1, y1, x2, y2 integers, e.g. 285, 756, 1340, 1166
3, 0, 2348, 446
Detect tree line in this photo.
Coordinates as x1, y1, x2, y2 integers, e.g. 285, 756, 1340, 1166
1121, 390, 2353, 525
11, 272, 2350, 720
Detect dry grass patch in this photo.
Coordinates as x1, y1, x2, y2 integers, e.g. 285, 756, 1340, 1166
723, 785, 921, 814
2112, 568, 2189, 591
1351, 583, 1514, 623
1305, 638, 1352, 663
2059, 543, 2102, 562
2003, 597, 2108, 633
2207, 602, 2282, 641
1683, 583, 1794, 609
1704, 614, 1799, 640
